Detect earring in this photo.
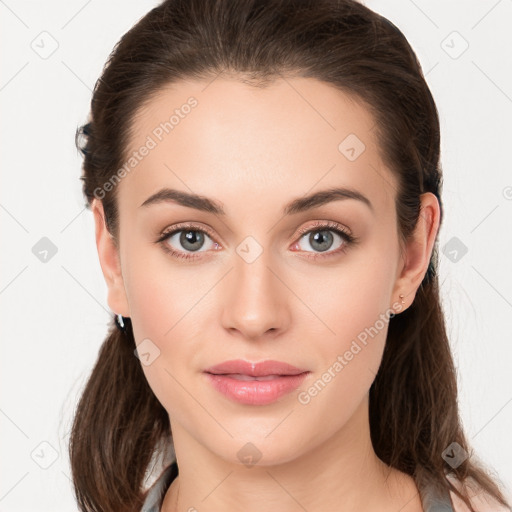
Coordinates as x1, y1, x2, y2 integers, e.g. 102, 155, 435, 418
399, 294, 405, 305
115, 314, 131, 333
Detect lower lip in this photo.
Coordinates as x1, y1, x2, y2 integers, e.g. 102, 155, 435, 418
204, 372, 309, 405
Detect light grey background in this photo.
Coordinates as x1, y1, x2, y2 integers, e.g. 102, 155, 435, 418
1, 0, 511, 510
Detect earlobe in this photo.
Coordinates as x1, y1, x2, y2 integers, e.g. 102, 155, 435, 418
392, 192, 441, 310
91, 199, 130, 317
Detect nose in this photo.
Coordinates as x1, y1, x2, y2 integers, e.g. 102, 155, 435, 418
221, 250, 291, 341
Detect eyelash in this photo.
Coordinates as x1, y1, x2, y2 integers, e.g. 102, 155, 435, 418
155, 220, 358, 262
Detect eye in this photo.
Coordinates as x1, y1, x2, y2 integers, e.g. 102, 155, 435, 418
156, 223, 220, 261
291, 220, 357, 260
155, 220, 358, 262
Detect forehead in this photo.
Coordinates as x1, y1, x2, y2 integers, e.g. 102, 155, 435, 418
117, 76, 397, 219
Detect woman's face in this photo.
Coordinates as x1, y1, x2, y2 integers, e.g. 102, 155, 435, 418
94, 76, 432, 467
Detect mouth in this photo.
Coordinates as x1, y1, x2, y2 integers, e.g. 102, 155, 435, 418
203, 360, 310, 405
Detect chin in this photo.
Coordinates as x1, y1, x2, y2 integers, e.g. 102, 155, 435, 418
211, 432, 309, 469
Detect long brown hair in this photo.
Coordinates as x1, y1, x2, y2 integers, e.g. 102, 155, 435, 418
69, 1, 511, 511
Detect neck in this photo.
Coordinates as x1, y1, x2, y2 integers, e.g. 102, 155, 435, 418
161, 395, 422, 512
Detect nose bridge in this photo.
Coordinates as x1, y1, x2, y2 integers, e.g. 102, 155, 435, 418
222, 243, 288, 337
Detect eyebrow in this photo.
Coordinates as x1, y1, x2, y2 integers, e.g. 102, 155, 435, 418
139, 186, 374, 215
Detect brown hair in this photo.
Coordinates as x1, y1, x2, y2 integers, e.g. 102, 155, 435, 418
70, 1, 511, 511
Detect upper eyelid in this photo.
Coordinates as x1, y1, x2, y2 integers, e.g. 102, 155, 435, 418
296, 220, 352, 237
160, 222, 216, 240
159, 221, 350, 246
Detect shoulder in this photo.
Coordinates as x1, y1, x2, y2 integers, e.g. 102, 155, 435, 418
447, 475, 511, 512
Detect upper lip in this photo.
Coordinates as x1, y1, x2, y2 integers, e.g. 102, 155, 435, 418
204, 359, 308, 377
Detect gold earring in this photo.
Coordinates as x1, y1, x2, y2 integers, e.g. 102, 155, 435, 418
399, 294, 405, 304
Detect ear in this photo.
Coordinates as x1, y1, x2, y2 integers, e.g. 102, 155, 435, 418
91, 198, 130, 317
391, 192, 441, 311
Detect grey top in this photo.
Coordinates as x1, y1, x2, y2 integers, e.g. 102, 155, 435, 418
141, 461, 178, 512
140, 461, 455, 512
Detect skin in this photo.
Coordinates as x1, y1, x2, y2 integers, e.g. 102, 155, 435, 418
92, 76, 440, 512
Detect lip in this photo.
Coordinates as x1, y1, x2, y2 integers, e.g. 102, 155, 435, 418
204, 359, 310, 405
204, 359, 307, 377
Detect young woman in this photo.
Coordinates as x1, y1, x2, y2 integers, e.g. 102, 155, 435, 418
69, 1, 511, 511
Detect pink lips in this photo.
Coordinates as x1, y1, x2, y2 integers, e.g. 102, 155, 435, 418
204, 359, 310, 405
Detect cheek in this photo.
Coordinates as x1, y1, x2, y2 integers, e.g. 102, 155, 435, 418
291, 248, 395, 408
128, 275, 196, 424
308, 302, 389, 403
123, 239, 197, 342
292, 253, 394, 355
123, 252, 209, 409
127, 267, 198, 366
294, 303, 389, 440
